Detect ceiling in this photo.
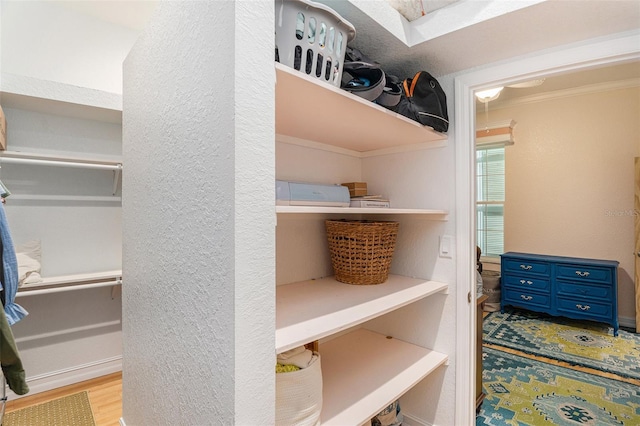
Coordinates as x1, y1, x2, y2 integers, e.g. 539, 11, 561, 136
54, 0, 158, 31
319, 0, 640, 78
51, 0, 640, 104
54, 1, 640, 78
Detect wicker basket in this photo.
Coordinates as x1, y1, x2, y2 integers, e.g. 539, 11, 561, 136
325, 220, 399, 285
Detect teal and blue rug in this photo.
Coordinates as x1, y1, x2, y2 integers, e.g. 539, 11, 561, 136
476, 347, 640, 425
483, 310, 640, 381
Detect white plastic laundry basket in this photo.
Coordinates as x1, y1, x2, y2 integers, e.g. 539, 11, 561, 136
275, 0, 356, 87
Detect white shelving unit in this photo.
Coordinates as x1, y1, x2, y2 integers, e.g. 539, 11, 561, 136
0, 72, 123, 401
1, 74, 124, 197
275, 64, 449, 425
1, 74, 123, 290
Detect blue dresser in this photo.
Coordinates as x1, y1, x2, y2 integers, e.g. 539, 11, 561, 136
500, 252, 619, 336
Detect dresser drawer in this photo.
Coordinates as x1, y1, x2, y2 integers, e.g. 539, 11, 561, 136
555, 264, 612, 284
556, 296, 612, 319
502, 258, 550, 276
556, 280, 612, 300
503, 288, 550, 309
502, 274, 550, 293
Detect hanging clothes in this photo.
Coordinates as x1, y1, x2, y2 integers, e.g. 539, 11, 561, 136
0, 304, 29, 395
0, 203, 27, 325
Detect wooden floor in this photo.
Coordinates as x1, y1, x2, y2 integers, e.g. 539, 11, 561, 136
4, 372, 122, 426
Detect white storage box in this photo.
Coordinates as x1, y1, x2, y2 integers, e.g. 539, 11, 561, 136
276, 353, 322, 426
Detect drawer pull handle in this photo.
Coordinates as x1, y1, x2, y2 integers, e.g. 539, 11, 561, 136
520, 264, 533, 270
520, 295, 533, 301
575, 271, 590, 277
576, 304, 591, 311
520, 280, 533, 285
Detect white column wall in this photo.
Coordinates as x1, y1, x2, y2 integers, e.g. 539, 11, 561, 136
122, 2, 274, 424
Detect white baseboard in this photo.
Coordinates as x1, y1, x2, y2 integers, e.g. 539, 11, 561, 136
619, 316, 635, 330
5, 355, 122, 400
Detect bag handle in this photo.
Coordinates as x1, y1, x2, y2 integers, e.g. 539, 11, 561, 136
403, 71, 423, 97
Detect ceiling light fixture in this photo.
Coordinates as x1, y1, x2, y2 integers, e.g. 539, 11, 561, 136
475, 87, 504, 102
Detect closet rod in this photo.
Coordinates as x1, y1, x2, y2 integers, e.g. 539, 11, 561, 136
0, 157, 122, 171
15, 279, 122, 297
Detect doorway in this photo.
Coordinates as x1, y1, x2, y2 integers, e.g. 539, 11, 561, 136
454, 31, 640, 425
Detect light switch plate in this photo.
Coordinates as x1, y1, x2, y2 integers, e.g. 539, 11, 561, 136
439, 235, 453, 258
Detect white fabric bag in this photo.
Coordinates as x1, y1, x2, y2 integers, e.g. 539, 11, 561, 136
276, 353, 322, 426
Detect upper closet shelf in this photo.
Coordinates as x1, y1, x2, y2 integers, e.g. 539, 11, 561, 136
276, 275, 448, 353
0, 73, 122, 124
275, 63, 447, 154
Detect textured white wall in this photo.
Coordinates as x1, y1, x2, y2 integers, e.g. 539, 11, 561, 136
122, 2, 274, 424
0, 0, 139, 94
482, 87, 640, 320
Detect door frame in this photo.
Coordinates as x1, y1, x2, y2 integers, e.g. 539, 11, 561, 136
453, 31, 640, 424
633, 157, 640, 333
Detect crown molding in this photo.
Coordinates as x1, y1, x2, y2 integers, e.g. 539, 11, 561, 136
488, 77, 640, 110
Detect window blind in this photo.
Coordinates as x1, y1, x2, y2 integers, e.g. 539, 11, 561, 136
476, 147, 504, 257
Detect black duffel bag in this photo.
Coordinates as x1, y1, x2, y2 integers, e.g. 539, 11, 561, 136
395, 71, 449, 133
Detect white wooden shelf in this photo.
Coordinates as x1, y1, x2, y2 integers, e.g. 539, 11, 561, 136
275, 63, 446, 153
0, 72, 122, 123
17, 270, 122, 297
276, 275, 448, 353
276, 205, 448, 217
320, 328, 448, 426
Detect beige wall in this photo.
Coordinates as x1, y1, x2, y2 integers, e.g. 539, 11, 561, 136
478, 86, 640, 322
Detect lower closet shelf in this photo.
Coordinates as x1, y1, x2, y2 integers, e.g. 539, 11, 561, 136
319, 328, 448, 426
276, 275, 448, 353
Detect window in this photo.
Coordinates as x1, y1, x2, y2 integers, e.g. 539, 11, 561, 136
476, 147, 504, 258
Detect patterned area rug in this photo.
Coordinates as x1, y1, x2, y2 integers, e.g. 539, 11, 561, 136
483, 309, 640, 381
3, 391, 96, 426
476, 347, 640, 425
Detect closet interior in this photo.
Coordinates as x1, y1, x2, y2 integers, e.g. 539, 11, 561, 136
0, 74, 123, 397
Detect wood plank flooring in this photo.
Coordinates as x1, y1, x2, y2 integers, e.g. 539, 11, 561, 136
4, 372, 122, 426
